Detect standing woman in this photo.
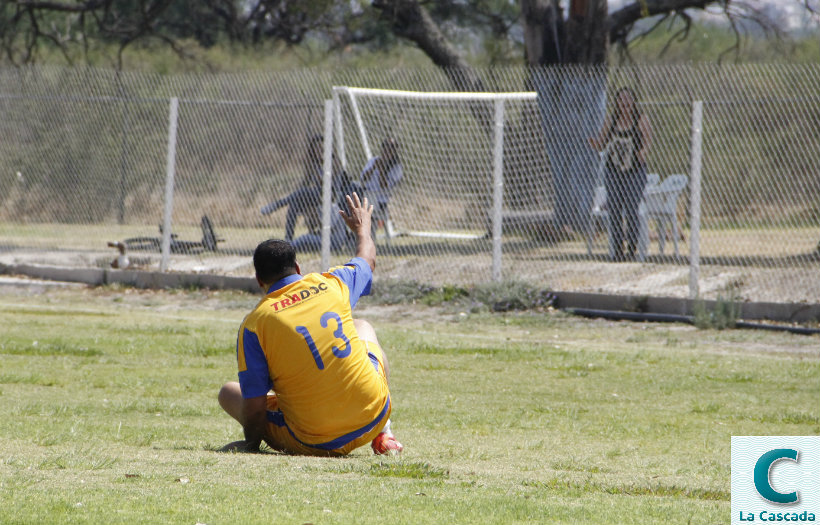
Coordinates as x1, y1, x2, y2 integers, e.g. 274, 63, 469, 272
589, 87, 652, 261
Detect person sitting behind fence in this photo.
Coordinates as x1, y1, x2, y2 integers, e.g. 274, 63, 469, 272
359, 137, 402, 238
261, 134, 350, 242
290, 191, 358, 252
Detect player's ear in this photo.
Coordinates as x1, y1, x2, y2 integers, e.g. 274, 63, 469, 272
256, 275, 266, 289
295, 262, 302, 275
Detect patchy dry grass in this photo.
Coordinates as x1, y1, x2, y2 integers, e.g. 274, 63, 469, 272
0, 284, 817, 524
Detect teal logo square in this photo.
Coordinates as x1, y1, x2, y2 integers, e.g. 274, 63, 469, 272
732, 436, 820, 524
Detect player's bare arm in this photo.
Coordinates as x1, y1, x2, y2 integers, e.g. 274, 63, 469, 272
237, 395, 267, 452
339, 192, 376, 271
377, 158, 389, 189
360, 161, 376, 181
588, 115, 612, 151
217, 392, 267, 453
637, 113, 652, 164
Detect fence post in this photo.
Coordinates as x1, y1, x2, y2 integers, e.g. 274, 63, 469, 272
116, 73, 130, 225
491, 98, 505, 282
160, 97, 179, 273
688, 100, 703, 299
346, 88, 372, 160
321, 99, 334, 271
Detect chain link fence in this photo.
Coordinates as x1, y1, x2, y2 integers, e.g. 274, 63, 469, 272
0, 65, 818, 304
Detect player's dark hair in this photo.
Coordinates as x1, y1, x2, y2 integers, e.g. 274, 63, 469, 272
254, 239, 297, 285
379, 136, 400, 172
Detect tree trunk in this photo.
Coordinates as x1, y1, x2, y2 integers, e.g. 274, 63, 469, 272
373, 0, 485, 92
564, 0, 609, 64
534, 67, 607, 232
521, 0, 564, 66
521, 0, 608, 66
527, 0, 608, 232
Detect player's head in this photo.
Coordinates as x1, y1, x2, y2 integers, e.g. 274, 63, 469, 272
253, 239, 298, 286
380, 137, 399, 167
306, 134, 324, 163
381, 137, 398, 157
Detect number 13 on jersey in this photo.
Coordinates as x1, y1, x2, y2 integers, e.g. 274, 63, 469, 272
295, 311, 351, 370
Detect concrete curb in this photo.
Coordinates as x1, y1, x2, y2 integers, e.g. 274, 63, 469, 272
2, 262, 818, 323
555, 291, 820, 324
0, 262, 258, 294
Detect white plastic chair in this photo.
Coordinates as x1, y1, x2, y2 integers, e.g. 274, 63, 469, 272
644, 174, 688, 256
587, 172, 660, 261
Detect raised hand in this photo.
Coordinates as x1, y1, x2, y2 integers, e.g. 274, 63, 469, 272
339, 192, 376, 270
339, 192, 373, 235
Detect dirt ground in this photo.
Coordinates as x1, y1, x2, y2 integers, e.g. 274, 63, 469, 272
1, 245, 818, 306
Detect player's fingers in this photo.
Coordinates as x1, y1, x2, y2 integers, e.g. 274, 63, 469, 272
344, 194, 355, 213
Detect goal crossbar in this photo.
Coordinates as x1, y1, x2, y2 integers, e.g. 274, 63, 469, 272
334, 86, 536, 101
332, 86, 536, 160
331, 85, 538, 280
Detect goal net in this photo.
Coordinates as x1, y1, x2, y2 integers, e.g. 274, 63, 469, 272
331, 86, 552, 279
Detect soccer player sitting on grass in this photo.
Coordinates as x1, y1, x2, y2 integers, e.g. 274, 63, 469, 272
218, 193, 403, 456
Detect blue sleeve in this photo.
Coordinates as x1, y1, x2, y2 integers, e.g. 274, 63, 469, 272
237, 328, 273, 398
359, 157, 377, 179
329, 257, 372, 308
389, 163, 403, 187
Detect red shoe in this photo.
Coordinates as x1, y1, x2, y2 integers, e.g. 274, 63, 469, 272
371, 433, 403, 455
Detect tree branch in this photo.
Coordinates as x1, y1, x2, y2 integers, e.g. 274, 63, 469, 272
658, 11, 692, 56
801, 0, 820, 15
718, 9, 743, 62
13, 0, 108, 13
609, 0, 714, 43
373, 0, 485, 90
609, 0, 791, 58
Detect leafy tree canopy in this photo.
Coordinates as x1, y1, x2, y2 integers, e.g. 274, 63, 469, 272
1, 0, 817, 68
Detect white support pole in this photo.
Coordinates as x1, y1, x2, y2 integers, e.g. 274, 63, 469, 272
160, 97, 179, 273
491, 99, 505, 282
346, 89, 372, 160
320, 99, 335, 271
332, 89, 347, 172
688, 100, 703, 300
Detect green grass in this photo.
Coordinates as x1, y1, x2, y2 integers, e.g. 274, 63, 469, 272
0, 285, 818, 524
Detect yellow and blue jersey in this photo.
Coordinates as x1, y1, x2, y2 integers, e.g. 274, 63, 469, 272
236, 257, 390, 450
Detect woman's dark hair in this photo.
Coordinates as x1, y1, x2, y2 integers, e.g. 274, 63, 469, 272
612, 86, 641, 124
254, 239, 297, 284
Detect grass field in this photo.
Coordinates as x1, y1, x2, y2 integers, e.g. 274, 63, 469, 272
0, 283, 818, 524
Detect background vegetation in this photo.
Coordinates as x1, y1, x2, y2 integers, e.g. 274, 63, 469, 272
2, 61, 818, 233
2, 0, 819, 72
5, 19, 820, 73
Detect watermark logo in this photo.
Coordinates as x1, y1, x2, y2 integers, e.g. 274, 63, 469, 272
732, 436, 820, 524
754, 449, 800, 504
